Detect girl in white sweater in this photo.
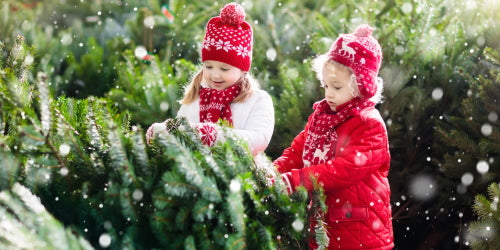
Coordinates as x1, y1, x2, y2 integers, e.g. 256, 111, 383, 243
146, 3, 274, 156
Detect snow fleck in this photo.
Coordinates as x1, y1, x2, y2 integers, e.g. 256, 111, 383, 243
409, 174, 436, 201
491, 200, 497, 211
488, 112, 498, 122
143, 16, 155, 29
372, 220, 382, 230
431, 88, 443, 101
160, 102, 169, 111
461, 172, 474, 186
60, 167, 69, 176
292, 218, 304, 232
477, 36, 485, 46
99, 233, 111, 248
104, 221, 112, 230
229, 179, 241, 193
59, 143, 71, 156
481, 123, 492, 136
286, 68, 299, 79
266, 48, 277, 61
24, 54, 34, 66
133, 189, 143, 201
134, 46, 148, 60
61, 33, 73, 45
476, 160, 489, 174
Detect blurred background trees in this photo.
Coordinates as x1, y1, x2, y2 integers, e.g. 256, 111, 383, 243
0, 0, 499, 249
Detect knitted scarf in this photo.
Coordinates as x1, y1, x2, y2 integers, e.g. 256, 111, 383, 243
302, 97, 374, 167
199, 84, 241, 126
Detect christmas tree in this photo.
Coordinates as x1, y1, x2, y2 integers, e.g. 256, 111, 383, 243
468, 182, 500, 249
457, 48, 499, 249
0, 36, 327, 249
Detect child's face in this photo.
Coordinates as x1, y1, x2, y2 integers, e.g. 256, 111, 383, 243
322, 62, 359, 111
202, 60, 243, 91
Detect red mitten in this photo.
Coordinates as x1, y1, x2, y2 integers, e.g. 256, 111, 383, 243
269, 172, 294, 194
146, 122, 168, 144
195, 122, 218, 147
281, 172, 294, 194
146, 118, 179, 144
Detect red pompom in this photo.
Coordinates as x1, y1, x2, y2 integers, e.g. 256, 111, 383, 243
355, 24, 373, 37
220, 3, 246, 26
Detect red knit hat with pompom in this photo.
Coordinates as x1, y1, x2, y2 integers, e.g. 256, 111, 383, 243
201, 3, 253, 71
328, 24, 382, 99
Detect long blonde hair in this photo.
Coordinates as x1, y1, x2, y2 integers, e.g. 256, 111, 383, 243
180, 68, 258, 104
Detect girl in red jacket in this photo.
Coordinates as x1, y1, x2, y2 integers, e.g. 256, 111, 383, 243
273, 24, 394, 249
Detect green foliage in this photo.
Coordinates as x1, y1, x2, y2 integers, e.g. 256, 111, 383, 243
467, 182, 500, 250
1, 0, 499, 249
449, 48, 500, 248
0, 36, 326, 249
0, 183, 93, 250
106, 51, 193, 127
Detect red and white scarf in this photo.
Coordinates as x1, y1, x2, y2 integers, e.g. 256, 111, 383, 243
302, 97, 374, 167
199, 84, 241, 126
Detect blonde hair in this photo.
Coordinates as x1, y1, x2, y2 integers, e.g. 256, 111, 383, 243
311, 54, 384, 104
180, 68, 258, 104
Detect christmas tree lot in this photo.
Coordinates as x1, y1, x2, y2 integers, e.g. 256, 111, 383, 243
1, 0, 499, 249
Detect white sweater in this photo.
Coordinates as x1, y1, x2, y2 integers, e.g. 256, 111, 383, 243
177, 89, 275, 155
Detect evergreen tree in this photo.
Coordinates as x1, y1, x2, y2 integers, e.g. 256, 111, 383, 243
468, 182, 500, 249
2, 0, 499, 248
0, 36, 327, 249
0, 182, 94, 250
448, 47, 499, 249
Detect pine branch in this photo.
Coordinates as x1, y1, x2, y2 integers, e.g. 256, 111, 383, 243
0, 150, 18, 191
0, 183, 93, 250
226, 180, 246, 235
468, 182, 500, 249
156, 134, 222, 203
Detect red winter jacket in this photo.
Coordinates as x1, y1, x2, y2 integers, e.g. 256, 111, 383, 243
273, 105, 394, 250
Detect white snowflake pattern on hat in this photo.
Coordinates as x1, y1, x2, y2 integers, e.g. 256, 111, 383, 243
215, 39, 233, 52
235, 45, 250, 58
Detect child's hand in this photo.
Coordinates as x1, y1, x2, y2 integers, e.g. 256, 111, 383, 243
280, 172, 294, 194
146, 121, 169, 144
269, 172, 294, 194
192, 122, 218, 147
